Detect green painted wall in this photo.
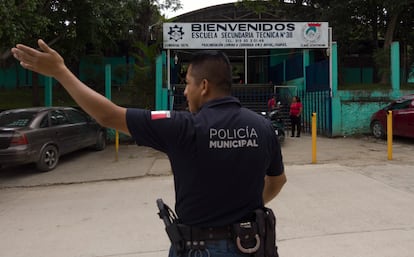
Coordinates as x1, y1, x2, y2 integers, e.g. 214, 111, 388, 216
284, 79, 413, 136
0, 64, 34, 88
79, 56, 134, 85
1, 57, 133, 89
334, 43, 411, 136
343, 68, 374, 84
269, 49, 290, 66
337, 90, 414, 135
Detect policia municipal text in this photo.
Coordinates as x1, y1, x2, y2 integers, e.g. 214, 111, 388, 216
12, 40, 287, 257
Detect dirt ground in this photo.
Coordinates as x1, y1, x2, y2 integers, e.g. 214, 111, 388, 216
281, 134, 414, 167
1, 133, 413, 189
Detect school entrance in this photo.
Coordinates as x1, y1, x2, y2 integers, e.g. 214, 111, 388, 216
158, 22, 334, 136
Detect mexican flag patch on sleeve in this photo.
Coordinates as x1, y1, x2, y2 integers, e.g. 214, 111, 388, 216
151, 111, 171, 120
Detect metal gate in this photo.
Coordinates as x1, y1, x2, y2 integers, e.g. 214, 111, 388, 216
171, 84, 274, 113
298, 90, 332, 136
300, 60, 332, 136
171, 83, 332, 136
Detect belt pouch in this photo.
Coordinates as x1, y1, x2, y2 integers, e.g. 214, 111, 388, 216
254, 209, 266, 257
233, 221, 261, 255
263, 208, 279, 257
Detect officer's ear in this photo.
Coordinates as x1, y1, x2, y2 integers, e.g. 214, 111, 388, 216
200, 79, 209, 96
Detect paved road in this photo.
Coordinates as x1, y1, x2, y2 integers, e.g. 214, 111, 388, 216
0, 135, 413, 257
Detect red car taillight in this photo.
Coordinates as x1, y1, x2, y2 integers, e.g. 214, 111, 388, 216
10, 132, 28, 146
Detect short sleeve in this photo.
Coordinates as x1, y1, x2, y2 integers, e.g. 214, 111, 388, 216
126, 108, 192, 153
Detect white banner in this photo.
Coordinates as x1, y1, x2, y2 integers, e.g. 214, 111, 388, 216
163, 22, 329, 49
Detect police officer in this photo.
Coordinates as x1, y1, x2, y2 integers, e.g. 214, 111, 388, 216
12, 40, 287, 257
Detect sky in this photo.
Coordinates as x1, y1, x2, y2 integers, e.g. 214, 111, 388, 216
164, 0, 236, 18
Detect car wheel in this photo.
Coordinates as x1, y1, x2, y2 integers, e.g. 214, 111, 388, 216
371, 121, 385, 139
94, 130, 106, 151
36, 145, 59, 172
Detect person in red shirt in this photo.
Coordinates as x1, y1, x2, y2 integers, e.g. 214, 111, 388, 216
267, 94, 276, 112
289, 96, 303, 137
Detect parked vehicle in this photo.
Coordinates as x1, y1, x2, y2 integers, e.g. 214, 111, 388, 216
261, 109, 286, 144
0, 107, 107, 171
370, 94, 414, 139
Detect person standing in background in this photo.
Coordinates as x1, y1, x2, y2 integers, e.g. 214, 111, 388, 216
289, 96, 302, 137
267, 94, 277, 112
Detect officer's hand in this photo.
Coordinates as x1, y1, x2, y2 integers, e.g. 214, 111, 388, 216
12, 39, 66, 78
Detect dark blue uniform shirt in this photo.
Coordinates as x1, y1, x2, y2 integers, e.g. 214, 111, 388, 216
126, 96, 284, 227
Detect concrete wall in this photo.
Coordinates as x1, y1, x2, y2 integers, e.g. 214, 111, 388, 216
336, 90, 414, 136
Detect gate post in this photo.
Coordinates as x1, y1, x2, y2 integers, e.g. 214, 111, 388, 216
303, 49, 310, 91
391, 42, 400, 98
330, 42, 341, 136
105, 64, 111, 100
155, 54, 163, 110
44, 77, 53, 107
155, 51, 169, 110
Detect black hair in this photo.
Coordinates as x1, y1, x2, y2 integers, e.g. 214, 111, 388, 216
188, 50, 232, 93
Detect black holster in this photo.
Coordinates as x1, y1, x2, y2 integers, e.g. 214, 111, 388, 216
156, 199, 185, 256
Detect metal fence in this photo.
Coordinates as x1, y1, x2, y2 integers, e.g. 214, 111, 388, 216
171, 84, 274, 113
171, 83, 332, 136
299, 89, 332, 136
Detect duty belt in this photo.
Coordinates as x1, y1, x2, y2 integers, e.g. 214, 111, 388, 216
156, 198, 279, 257
177, 224, 233, 241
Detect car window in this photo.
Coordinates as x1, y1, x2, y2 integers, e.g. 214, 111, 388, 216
0, 111, 36, 127
66, 110, 88, 124
390, 100, 410, 110
50, 110, 69, 126
39, 116, 49, 128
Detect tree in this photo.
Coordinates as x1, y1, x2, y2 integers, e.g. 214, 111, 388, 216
1, 0, 181, 62
239, 0, 414, 85
374, 1, 412, 83
0, 0, 181, 106
129, 41, 160, 109
0, 0, 50, 65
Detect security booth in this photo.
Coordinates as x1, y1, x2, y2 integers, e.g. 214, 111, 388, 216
157, 21, 335, 135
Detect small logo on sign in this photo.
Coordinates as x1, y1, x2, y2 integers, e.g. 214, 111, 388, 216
168, 25, 185, 42
302, 23, 322, 43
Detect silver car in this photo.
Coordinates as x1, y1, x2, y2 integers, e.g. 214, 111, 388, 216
0, 107, 107, 171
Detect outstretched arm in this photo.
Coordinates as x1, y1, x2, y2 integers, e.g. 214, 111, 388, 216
12, 39, 129, 135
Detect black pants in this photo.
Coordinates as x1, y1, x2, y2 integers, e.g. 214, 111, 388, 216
290, 115, 301, 136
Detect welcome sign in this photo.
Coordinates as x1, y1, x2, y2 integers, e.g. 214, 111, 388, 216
163, 22, 329, 49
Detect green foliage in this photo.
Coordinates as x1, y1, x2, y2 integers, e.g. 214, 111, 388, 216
236, 0, 280, 14
373, 48, 390, 84
0, 0, 181, 108
0, 87, 76, 109
128, 41, 160, 109
0, 0, 180, 65
239, 0, 414, 84
156, 0, 182, 12
0, 0, 50, 64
